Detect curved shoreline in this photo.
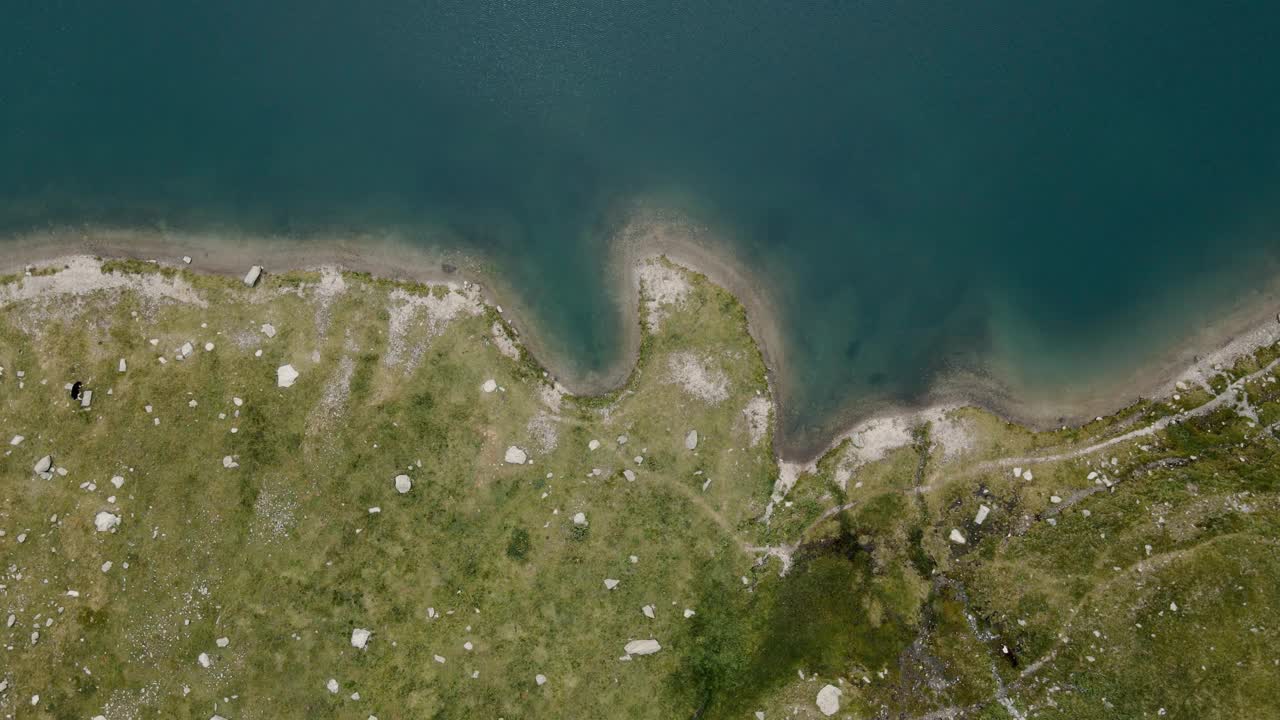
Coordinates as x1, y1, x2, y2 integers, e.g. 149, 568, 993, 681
3, 220, 1279, 465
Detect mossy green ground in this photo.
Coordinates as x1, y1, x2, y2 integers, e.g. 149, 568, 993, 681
1, 258, 1278, 719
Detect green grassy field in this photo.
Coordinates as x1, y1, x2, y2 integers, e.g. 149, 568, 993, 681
1, 257, 1278, 719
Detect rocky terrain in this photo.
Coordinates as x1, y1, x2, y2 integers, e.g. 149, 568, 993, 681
1, 256, 1277, 719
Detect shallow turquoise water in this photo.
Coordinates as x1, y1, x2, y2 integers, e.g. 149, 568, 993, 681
4, 2, 1280, 448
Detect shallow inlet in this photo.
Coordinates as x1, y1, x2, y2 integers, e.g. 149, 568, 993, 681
4, 2, 1280, 454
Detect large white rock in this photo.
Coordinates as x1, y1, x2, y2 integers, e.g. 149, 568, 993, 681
481, 379, 497, 393
624, 639, 662, 656
974, 504, 991, 525
351, 628, 371, 649
572, 512, 588, 526
394, 474, 412, 494
94, 511, 120, 532
603, 578, 620, 590
816, 684, 842, 716
504, 446, 528, 464
685, 430, 699, 450
948, 528, 966, 545
244, 265, 263, 286
277, 364, 299, 388
535, 674, 547, 686
10, 434, 24, 446
34, 455, 52, 474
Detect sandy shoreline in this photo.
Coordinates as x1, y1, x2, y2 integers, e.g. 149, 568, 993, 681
3, 220, 1279, 464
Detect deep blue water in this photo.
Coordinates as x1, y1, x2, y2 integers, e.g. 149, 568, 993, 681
4, 2, 1280, 449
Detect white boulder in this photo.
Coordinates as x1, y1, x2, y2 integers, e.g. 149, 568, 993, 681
504, 446, 528, 464
244, 265, 263, 286
535, 674, 547, 686
624, 639, 662, 656
394, 474, 412, 494
351, 628, 371, 649
603, 578, 619, 590
34, 455, 52, 474
277, 364, 299, 388
573, 512, 588, 526
816, 684, 842, 716
948, 528, 966, 544
94, 512, 121, 532
974, 504, 991, 525
481, 379, 497, 393
685, 430, 699, 450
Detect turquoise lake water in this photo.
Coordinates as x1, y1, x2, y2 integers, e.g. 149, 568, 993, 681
4, 3, 1280, 450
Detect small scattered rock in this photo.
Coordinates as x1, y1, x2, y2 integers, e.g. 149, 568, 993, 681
277, 364, 299, 388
